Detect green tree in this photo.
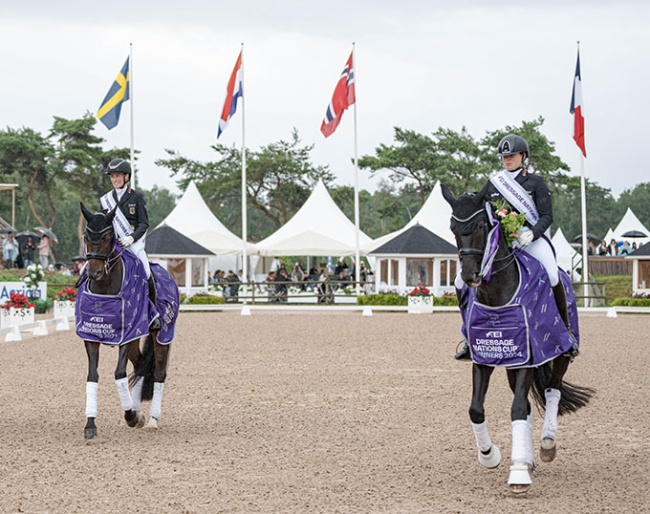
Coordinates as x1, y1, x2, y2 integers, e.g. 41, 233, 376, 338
617, 183, 650, 229
156, 129, 333, 240
358, 127, 439, 205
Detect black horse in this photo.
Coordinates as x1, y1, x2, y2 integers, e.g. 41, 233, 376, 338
442, 186, 594, 494
78, 203, 179, 439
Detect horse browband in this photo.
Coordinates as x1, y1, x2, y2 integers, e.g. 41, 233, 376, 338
452, 208, 486, 256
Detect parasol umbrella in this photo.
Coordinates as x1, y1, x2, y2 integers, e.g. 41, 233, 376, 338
15, 231, 41, 246
621, 230, 648, 238
0, 226, 17, 234
573, 233, 602, 244
34, 226, 59, 244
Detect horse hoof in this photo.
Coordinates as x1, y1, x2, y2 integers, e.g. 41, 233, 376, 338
146, 417, 158, 430
84, 427, 97, 439
135, 411, 146, 429
508, 463, 532, 494
540, 437, 557, 462
478, 445, 501, 468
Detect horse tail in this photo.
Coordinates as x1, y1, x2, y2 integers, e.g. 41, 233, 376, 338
130, 335, 155, 401
531, 362, 595, 416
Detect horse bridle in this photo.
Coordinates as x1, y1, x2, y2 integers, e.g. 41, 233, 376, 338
84, 224, 121, 273
452, 205, 521, 277
451, 209, 487, 259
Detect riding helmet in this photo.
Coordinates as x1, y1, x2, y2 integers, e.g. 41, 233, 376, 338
104, 158, 131, 175
497, 134, 529, 158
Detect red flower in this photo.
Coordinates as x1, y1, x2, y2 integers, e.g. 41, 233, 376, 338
4, 292, 35, 310
409, 285, 431, 297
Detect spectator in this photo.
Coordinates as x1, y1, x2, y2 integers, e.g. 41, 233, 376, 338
597, 240, 608, 256
607, 239, 619, 256
632, 242, 638, 252
225, 270, 240, 302
618, 241, 631, 256
2, 231, 19, 269
38, 234, 51, 269
291, 262, 305, 290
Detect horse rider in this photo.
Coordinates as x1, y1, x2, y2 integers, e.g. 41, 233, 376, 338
100, 158, 161, 331
455, 134, 575, 360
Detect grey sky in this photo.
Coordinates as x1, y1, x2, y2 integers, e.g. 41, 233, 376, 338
1, 1, 648, 198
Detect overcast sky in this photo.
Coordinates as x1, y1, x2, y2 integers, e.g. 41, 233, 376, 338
1, 1, 648, 198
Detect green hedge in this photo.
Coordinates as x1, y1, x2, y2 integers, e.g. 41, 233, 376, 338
611, 297, 650, 307
357, 293, 459, 307
357, 293, 407, 306
180, 293, 225, 305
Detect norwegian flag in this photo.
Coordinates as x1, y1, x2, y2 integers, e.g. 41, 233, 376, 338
570, 49, 586, 157
320, 51, 356, 138
217, 50, 243, 139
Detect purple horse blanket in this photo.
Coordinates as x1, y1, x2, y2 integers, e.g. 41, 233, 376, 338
75, 250, 179, 346
460, 252, 579, 368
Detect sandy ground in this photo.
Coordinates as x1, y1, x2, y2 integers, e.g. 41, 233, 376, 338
0, 310, 648, 514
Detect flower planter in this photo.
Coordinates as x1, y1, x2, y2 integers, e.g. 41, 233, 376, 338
408, 295, 433, 314
1, 307, 36, 328
54, 300, 76, 319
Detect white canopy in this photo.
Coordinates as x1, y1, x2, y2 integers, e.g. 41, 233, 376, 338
611, 208, 650, 247
254, 180, 371, 256
159, 181, 248, 255
551, 227, 579, 278
364, 181, 455, 253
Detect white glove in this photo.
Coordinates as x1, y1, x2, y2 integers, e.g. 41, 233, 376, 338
118, 235, 134, 248
517, 226, 534, 247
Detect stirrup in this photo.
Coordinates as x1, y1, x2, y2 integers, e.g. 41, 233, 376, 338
149, 314, 162, 332
454, 341, 471, 361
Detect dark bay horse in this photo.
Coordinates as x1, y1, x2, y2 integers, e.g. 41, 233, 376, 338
77, 203, 179, 439
442, 186, 594, 493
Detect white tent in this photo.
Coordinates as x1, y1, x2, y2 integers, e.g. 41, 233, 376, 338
254, 180, 372, 256
611, 208, 650, 247
551, 227, 580, 279
364, 181, 455, 253
160, 181, 249, 255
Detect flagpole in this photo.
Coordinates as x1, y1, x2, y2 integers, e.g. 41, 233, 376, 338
575, 40, 589, 305
352, 43, 361, 295
129, 42, 135, 189
240, 43, 248, 294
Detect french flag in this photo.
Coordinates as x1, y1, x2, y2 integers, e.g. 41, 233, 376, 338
570, 49, 586, 157
320, 51, 356, 138
217, 50, 243, 139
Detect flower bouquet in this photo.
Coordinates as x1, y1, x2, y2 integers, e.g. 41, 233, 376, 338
492, 199, 526, 248
55, 288, 77, 302
23, 263, 45, 290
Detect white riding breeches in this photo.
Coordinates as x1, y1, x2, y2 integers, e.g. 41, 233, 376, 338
127, 242, 151, 279
522, 236, 558, 286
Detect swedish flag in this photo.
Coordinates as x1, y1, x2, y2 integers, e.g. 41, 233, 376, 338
97, 57, 130, 130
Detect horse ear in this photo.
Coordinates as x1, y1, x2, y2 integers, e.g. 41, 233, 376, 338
441, 184, 456, 208
476, 182, 492, 203
107, 206, 118, 222
80, 202, 93, 222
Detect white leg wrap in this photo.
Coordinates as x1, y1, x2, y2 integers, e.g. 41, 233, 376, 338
131, 377, 143, 412
542, 388, 561, 440
511, 420, 533, 466
472, 420, 493, 453
115, 377, 133, 412
85, 381, 99, 418
149, 382, 165, 420
525, 411, 536, 467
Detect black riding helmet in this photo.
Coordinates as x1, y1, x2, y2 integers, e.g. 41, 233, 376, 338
497, 134, 529, 159
104, 158, 131, 181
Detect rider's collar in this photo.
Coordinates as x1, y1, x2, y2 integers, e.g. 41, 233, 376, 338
114, 185, 128, 199
507, 167, 523, 179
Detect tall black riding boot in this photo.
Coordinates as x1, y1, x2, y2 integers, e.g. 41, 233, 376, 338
552, 282, 578, 357
454, 287, 471, 361
148, 275, 162, 332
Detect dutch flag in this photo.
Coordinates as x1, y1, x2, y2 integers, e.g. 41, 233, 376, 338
570, 49, 586, 157
217, 50, 243, 139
